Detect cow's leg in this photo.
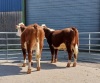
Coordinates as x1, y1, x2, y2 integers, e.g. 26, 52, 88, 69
21, 43, 27, 67
27, 42, 33, 74
22, 48, 27, 67
31, 50, 34, 66
36, 39, 44, 71
73, 44, 78, 67
66, 43, 72, 67
36, 58, 41, 71
27, 49, 32, 74
36, 55, 41, 71
67, 52, 72, 67
36, 40, 41, 71
54, 49, 58, 63
49, 45, 55, 63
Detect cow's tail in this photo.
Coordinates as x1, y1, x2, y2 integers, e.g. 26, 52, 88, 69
72, 27, 79, 46
33, 24, 41, 70
71, 27, 79, 56
33, 23, 39, 42
33, 24, 40, 60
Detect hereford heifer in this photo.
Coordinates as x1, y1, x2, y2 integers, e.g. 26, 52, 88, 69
42, 24, 79, 67
16, 23, 45, 74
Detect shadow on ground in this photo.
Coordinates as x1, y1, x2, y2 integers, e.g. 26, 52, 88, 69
0, 64, 22, 76
0, 60, 67, 77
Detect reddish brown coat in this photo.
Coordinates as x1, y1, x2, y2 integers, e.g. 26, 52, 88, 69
17, 23, 45, 74
42, 25, 79, 67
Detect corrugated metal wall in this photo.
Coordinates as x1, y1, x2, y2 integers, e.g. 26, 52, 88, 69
26, 0, 100, 32
0, 0, 22, 32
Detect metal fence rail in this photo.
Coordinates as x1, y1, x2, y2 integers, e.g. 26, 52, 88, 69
0, 32, 100, 60
79, 32, 100, 53
0, 32, 50, 61
0, 32, 20, 60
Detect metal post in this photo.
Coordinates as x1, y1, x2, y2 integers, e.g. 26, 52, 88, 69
89, 33, 91, 53
6, 33, 8, 62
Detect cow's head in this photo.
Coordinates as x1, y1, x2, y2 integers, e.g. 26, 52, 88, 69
16, 22, 26, 37
41, 24, 55, 38
41, 24, 55, 31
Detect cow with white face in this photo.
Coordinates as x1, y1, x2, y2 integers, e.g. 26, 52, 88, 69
16, 23, 45, 74
16, 22, 26, 37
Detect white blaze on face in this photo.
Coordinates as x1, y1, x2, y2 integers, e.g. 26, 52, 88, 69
16, 26, 22, 37
16, 22, 24, 37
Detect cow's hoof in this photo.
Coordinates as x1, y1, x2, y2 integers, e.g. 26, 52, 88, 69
54, 59, 57, 63
51, 60, 55, 63
67, 63, 71, 67
37, 67, 40, 71
22, 63, 26, 67
73, 63, 77, 67
27, 69, 31, 74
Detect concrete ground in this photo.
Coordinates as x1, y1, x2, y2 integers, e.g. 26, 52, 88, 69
0, 52, 100, 83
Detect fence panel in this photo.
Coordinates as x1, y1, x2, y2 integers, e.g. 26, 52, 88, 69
0, 32, 100, 61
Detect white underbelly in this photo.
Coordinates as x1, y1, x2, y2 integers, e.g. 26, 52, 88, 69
53, 43, 66, 50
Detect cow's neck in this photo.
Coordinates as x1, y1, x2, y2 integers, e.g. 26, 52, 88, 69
43, 28, 52, 38
20, 26, 26, 32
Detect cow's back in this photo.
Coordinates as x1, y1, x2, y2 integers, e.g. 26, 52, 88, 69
21, 25, 36, 42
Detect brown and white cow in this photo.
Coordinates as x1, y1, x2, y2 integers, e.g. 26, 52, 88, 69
16, 23, 45, 74
41, 24, 79, 67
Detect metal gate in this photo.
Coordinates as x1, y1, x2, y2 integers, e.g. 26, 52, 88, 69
0, 32, 100, 61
